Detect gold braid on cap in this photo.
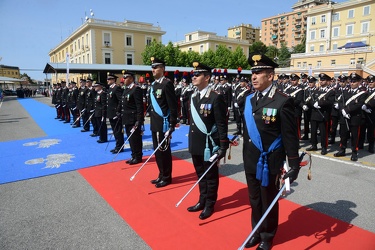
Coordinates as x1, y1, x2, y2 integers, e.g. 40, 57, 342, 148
150, 57, 154, 62
122, 70, 125, 74
252, 55, 262, 66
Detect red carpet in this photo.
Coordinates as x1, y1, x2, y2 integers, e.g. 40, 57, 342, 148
79, 157, 375, 249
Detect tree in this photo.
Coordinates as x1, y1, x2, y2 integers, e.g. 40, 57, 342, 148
200, 49, 216, 68
164, 42, 180, 66
20, 73, 35, 84
230, 46, 250, 70
277, 43, 291, 67
248, 41, 267, 55
214, 45, 232, 68
266, 45, 279, 61
141, 39, 165, 65
292, 35, 306, 54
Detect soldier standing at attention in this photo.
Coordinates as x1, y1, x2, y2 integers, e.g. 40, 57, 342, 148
242, 53, 300, 250
107, 72, 125, 154
121, 71, 144, 165
93, 82, 107, 143
148, 57, 178, 188
187, 62, 228, 220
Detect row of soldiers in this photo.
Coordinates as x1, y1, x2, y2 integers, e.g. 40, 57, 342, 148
52, 72, 145, 165
275, 72, 375, 161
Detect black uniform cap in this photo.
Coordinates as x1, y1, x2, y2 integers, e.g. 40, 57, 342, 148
107, 72, 118, 79
349, 72, 362, 81
290, 73, 300, 80
366, 75, 375, 83
151, 57, 165, 67
308, 76, 317, 83
192, 62, 212, 73
248, 53, 278, 73
319, 73, 332, 81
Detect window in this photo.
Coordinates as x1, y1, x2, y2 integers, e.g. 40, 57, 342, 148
348, 9, 354, 18
104, 32, 111, 46
126, 34, 133, 46
332, 27, 339, 37
310, 30, 316, 40
310, 45, 315, 52
319, 45, 324, 52
126, 53, 133, 65
320, 29, 325, 38
189, 47, 192, 51
200, 45, 204, 54
104, 53, 111, 64
317, 61, 322, 68
350, 58, 355, 65
331, 60, 336, 66
78, 39, 80, 49
82, 55, 85, 63
303, 62, 307, 68
332, 12, 340, 21
321, 15, 326, 23
297, 62, 301, 68
357, 58, 364, 64
364, 6, 370, 16
361, 22, 369, 34
146, 36, 152, 46
346, 24, 354, 35
188, 35, 192, 41
311, 17, 316, 25
228, 46, 232, 50
332, 44, 338, 50
87, 54, 90, 63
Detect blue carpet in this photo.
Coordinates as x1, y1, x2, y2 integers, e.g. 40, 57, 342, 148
0, 98, 189, 184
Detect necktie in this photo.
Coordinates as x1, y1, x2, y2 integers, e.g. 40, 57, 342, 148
256, 92, 263, 105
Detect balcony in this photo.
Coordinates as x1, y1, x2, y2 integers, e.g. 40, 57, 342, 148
280, 19, 286, 24
295, 15, 302, 21
280, 25, 285, 30
295, 28, 301, 33
295, 35, 302, 39
272, 26, 278, 31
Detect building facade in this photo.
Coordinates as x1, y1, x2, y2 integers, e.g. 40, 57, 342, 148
227, 24, 260, 45
173, 30, 250, 55
48, 18, 165, 82
289, 0, 375, 78
0, 65, 20, 78
261, 0, 330, 48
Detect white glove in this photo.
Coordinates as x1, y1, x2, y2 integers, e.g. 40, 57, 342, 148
362, 104, 372, 113
342, 109, 350, 119
313, 102, 321, 109
234, 102, 239, 108
334, 103, 339, 109
302, 105, 309, 111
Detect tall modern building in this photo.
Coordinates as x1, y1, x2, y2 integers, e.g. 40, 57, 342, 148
49, 18, 165, 66
227, 24, 260, 45
289, 0, 375, 77
173, 30, 250, 55
261, 0, 330, 48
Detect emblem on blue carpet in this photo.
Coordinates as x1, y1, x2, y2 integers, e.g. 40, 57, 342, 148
25, 153, 75, 169
23, 139, 61, 148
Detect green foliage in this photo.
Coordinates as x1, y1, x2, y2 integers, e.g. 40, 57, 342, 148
248, 41, 267, 55
266, 46, 279, 60
141, 39, 165, 65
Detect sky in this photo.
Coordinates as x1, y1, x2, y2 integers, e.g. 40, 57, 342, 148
0, 0, 342, 81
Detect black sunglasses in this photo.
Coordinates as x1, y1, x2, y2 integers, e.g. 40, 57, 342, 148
192, 72, 204, 77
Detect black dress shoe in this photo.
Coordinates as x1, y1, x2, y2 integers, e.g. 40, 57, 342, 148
110, 149, 116, 153
334, 150, 346, 157
350, 152, 358, 161
257, 241, 272, 250
90, 133, 98, 137
81, 129, 89, 132
300, 135, 309, 141
244, 237, 261, 248
306, 145, 318, 151
199, 206, 214, 220
321, 147, 327, 155
97, 140, 107, 143
187, 202, 205, 212
150, 177, 161, 184
128, 158, 142, 165
155, 180, 171, 188
112, 148, 124, 154
63, 121, 70, 123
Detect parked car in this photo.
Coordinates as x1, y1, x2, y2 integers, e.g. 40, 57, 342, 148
3, 89, 17, 96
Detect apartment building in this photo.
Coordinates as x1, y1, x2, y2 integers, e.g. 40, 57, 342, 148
173, 30, 250, 55
261, 0, 330, 48
0, 65, 20, 78
290, 0, 375, 77
227, 24, 260, 45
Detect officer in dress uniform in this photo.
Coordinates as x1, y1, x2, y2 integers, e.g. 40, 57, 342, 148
52, 83, 60, 119
329, 74, 348, 144
305, 73, 335, 155
107, 72, 125, 154
301, 76, 317, 140
60, 81, 68, 122
187, 62, 228, 220
82, 78, 97, 134
334, 73, 367, 161
284, 73, 304, 139
180, 79, 191, 125
148, 57, 178, 188
93, 82, 107, 143
359, 75, 375, 153
242, 54, 300, 250
233, 77, 251, 135
121, 71, 144, 164
68, 81, 79, 126
75, 79, 87, 128
300, 73, 309, 89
